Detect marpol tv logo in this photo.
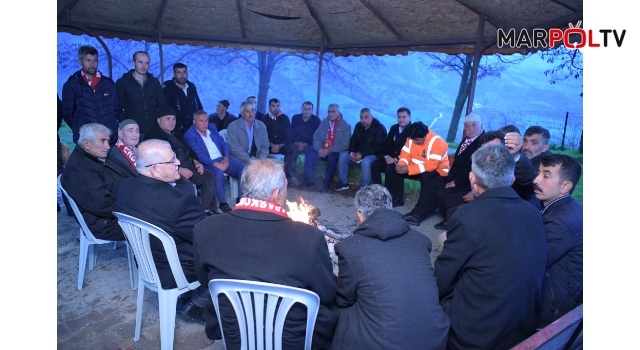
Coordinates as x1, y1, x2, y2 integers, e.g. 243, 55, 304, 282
497, 21, 626, 49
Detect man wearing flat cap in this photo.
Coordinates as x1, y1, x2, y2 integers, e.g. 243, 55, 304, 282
209, 99, 238, 132
104, 119, 141, 184
433, 113, 485, 230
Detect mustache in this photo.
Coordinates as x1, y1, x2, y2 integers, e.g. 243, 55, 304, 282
533, 184, 543, 193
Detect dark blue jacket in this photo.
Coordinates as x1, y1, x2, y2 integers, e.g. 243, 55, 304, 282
183, 124, 229, 167
62, 70, 120, 144
537, 196, 583, 327
290, 113, 321, 145
163, 79, 203, 135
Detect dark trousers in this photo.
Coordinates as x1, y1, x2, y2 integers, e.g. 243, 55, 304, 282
203, 160, 244, 204
385, 163, 413, 200
370, 156, 389, 185
177, 169, 218, 211
288, 144, 312, 178
303, 148, 340, 185
386, 165, 445, 220
270, 144, 293, 177
436, 185, 471, 219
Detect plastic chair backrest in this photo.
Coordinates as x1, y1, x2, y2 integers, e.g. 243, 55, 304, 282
113, 212, 190, 291
219, 129, 228, 143
58, 174, 99, 241
209, 279, 320, 350
510, 304, 583, 350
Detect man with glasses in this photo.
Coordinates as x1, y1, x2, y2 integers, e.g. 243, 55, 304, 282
146, 105, 221, 216
117, 139, 211, 324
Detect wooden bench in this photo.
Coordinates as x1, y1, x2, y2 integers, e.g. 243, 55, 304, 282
510, 304, 583, 350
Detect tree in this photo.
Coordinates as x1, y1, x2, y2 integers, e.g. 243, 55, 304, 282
540, 45, 583, 97
419, 53, 526, 142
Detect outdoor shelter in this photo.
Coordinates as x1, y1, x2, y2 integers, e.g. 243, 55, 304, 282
57, 0, 583, 115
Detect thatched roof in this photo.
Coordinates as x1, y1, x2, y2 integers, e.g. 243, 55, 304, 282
57, 0, 582, 56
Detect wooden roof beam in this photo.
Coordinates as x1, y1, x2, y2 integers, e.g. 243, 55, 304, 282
57, 0, 81, 19
550, 0, 583, 11
358, 0, 405, 41
235, 0, 246, 38
302, 0, 331, 44
452, 0, 504, 30
154, 0, 168, 33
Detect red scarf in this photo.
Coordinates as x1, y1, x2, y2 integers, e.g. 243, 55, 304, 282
324, 116, 340, 149
233, 197, 290, 218
269, 112, 283, 120
115, 138, 136, 169
81, 70, 102, 90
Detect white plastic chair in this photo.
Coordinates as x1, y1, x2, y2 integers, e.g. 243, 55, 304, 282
57, 174, 137, 291
113, 211, 202, 350
208, 279, 320, 350
218, 129, 239, 199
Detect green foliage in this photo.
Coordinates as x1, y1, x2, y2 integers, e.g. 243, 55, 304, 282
59, 122, 75, 152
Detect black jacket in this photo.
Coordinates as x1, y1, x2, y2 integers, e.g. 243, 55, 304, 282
116, 70, 168, 134
332, 208, 449, 350
381, 122, 411, 159
445, 132, 484, 186
262, 113, 291, 145
62, 70, 120, 144
163, 79, 203, 135
513, 152, 538, 201
104, 146, 138, 185
60, 146, 124, 241
537, 196, 583, 327
209, 112, 238, 132
145, 124, 198, 173
348, 117, 387, 158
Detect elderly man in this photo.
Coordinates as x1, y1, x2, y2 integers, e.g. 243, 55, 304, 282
208, 99, 237, 132
386, 122, 450, 226
116, 51, 168, 140
60, 123, 125, 241
331, 185, 449, 350
433, 113, 484, 230
524, 125, 554, 169
371, 107, 412, 189
434, 144, 547, 350
288, 101, 321, 184
533, 154, 583, 328
226, 101, 270, 164
263, 98, 294, 178
335, 108, 387, 191
62, 45, 120, 145
194, 158, 338, 349
117, 139, 210, 323
184, 110, 245, 212
105, 119, 140, 184
302, 103, 352, 193
146, 105, 221, 216
162, 63, 204, 137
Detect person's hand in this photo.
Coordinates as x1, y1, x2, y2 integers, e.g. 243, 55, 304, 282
271, 143, 280, 153
319, 148, 329, 158
213, 161, 229, 172
385, 156, 397, 165
463, 191, 475, 203
178, 167, 193, 179
194, 162, 204, 174
298, 142, 307, 151
221, 157, 229, 166
395, 163, 408, 174
504, 132, 523, 157
350, 152, 362, 162
445, 180, 456, 188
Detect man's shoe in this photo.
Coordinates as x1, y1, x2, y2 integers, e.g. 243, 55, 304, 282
335, 182, 349, 191
219, 203, 233, 213
301, 179, 315, 188
236, 197, 241, 204
179, 300, 205, 325
404, 214, 422, 226
434, 220, 448, 230
392, 198, 405, 207
320, 183, 330, 193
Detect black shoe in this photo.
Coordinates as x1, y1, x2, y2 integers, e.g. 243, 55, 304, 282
236, 197, 241, 204
334, 182, 349, 191
301, 179, 315, 188
404, 214, 422, 226
179, 300, 205, 325
320, 183, 330, 193
392, 198, 405, 207
434, 220, 447, 230
219, 203, 233, 213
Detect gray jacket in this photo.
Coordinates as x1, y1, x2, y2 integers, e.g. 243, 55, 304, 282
226, 118, 270, 164
313, 116, 351, 153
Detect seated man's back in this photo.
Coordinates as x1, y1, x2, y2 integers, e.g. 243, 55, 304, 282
332, 185, 449, 350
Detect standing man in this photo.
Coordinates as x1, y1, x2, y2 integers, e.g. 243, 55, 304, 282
336, 108, 387, 191
208, 100, 237, 132
433, 113, 484, 230
193, 158, 338, 349
262, 98, 293, 178
226, 101, 270, 164
117, 139, 211, 323
184, 111, 245, 212
62, 45, 120, 145
434, 144, 547, 350
162, 63, 203, 137
288, 101, 321, 184
60, 123, 125, 241
371, 107, 412, 190
302, 103, 351, 193
146, 106, 221, 216
533, 154, 583, 328
116, 51, 168, 140
332, 185, 449, 350
386, 122, 450, 226
247, 96, 265, 120
524, 125, 554, 169
104, 119, 140, 184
